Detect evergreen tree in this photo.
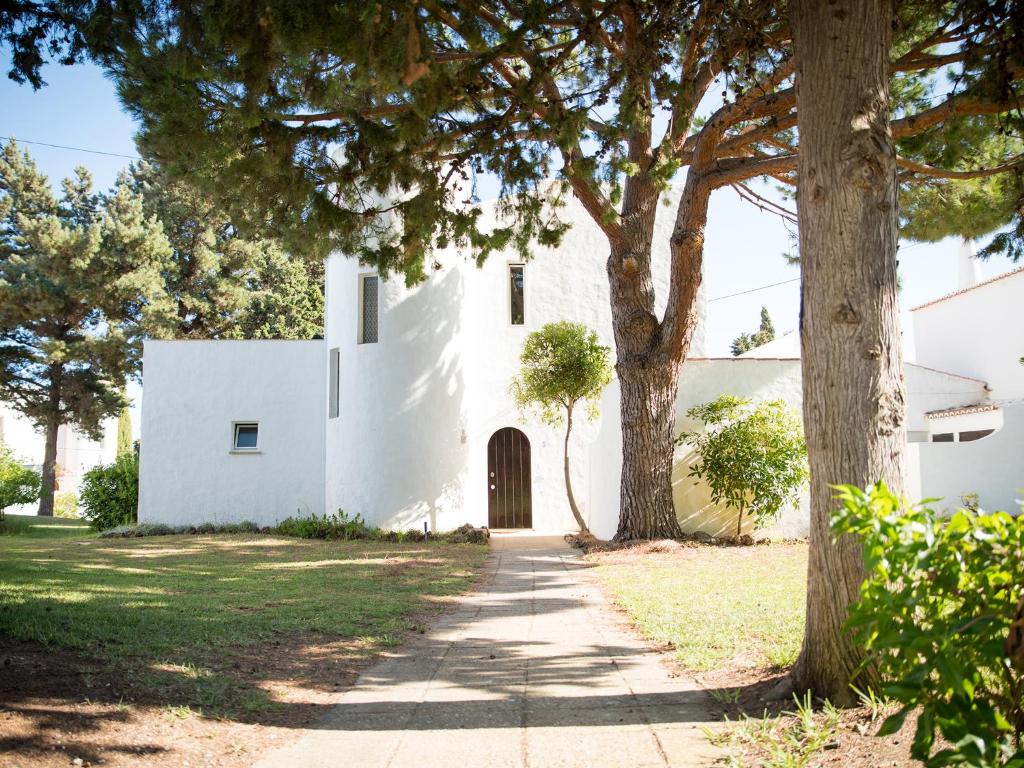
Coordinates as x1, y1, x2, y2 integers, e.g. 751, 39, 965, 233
0, 141, 171, 515
128, 164, 323, 340
116, 405, 132, 457
5, 2, 1020, 542
731, 306, 776, 356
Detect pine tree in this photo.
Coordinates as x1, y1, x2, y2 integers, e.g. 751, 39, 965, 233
0, 141, 172, 515
116, 405, 133, 457
731, 306, 776, 356
128, 164, 323, 340
5, 2, 1020, 543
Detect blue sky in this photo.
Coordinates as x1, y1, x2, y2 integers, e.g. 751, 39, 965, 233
2, 60, 1018, 363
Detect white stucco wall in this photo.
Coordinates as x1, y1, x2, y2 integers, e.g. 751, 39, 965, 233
590, 357, 992, 539
324, 187, 707, 534
917, 403, 1024, 514
912, 267, 1024, 401
138, 340, 325, 526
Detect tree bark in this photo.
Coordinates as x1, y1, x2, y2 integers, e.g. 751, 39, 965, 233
37, 414, 59, 517
791, 0, 905, 704
608, 170, 689, 542
37, 366, 62, 517
562, 408, 589, 534
615, 358, 684, 540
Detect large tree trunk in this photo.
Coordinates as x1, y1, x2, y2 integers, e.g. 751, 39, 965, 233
562, 408, 590, 534
791, 0, 905, 703
37, 413, 59, 517
608, 171, 688, 542
615, 357, 684, 540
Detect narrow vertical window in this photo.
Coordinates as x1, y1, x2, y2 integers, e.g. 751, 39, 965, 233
509, 265, 525, 325
328, 348, 340, 418
359, 275, 379, 344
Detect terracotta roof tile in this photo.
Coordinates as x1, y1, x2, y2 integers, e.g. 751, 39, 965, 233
925, 402, 1000, 419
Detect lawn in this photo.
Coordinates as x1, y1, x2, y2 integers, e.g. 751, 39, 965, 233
588, 542, 807, 673
0, 517, 486, 719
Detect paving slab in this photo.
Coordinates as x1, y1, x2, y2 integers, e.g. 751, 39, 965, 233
254, 534, 718, 768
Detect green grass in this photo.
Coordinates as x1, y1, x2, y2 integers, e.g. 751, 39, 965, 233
590, 543, 807, 671
0, 516, 486, 717
0, 514, 90, 537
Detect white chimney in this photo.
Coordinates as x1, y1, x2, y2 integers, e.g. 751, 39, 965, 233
957, 238, 981, 290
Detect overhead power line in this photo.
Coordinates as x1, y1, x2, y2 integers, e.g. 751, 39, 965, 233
709, 277, 800, 302
0, 135, 140, 160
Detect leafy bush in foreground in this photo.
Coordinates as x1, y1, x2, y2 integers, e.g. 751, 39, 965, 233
79, 453, 139, 531
834, 484, 1024, 767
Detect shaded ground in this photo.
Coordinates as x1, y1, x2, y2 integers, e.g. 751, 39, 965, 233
586, 541, 923, 768
0, 518, 485, 767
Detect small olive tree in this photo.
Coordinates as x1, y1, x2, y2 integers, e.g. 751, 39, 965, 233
680, 396, 808, 539
0, 442, 40, 520
512, 322, 612, 534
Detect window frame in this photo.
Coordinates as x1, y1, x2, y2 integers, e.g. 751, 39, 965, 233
358, 273, 380, 344
328, 348, 340, 419
231, 422, 260, 453
508, 263, 525, 327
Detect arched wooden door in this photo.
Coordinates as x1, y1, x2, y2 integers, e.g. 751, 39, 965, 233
487, 428, 532, 529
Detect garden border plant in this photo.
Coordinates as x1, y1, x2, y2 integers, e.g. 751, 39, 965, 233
99, 510, 490, 544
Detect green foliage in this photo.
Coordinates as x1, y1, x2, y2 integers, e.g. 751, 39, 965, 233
53, 491, 78, 519
511, 321, 612, 426
708, 692, 842, 768
731, 306, 777, 356
116, 405, 133, 458
79, 453, 139, 531
833, 484, 1024, 767
274, 510, 376, 540
0, 441, 39, 517
680, 396, 808, 537
0, 141, 171, 511
127, 163, 323, 340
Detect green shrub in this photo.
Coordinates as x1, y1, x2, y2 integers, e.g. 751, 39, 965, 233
274, 510, 376, 540
833, 484, 1024, 767
679, 396, 808, 538
0, 442, 40, 519
53, 492, 79, 519
79, 453, 139, 531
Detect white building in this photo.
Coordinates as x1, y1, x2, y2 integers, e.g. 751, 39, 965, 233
0, 404, 118, 510
138, 194, 1023, 538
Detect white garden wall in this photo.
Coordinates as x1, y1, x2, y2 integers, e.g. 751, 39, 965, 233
138, 340, 326, 526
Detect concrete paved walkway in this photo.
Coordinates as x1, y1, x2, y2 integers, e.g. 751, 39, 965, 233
255, 534, 718, 768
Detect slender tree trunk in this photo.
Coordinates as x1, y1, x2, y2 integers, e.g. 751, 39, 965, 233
736, 502, 743, 539
37, 366, 63, 517
791, 0, 905, 704
38, 414, 59, 517
562, 408, 590, 534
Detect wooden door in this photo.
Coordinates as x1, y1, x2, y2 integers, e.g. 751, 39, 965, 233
487, 428, 532, 529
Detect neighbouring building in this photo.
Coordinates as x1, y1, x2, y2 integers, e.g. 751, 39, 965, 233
0, 404, 118, 511
138, 192, 1023, 538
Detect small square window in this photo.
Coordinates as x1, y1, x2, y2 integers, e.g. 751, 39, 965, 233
233, 423, 259, 451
